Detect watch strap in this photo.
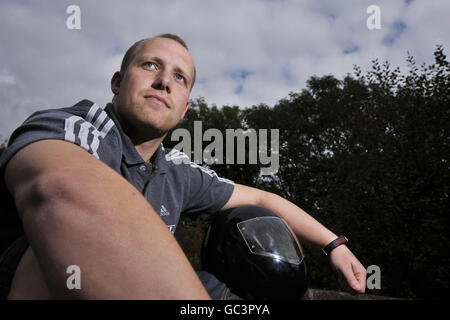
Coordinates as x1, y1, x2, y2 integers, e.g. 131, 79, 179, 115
322, 235, 349, 256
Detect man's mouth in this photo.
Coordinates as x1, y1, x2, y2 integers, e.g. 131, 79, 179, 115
144, 95, 170, 108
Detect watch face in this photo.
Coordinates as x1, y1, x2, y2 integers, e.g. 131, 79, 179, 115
335, 236, 348, 246
323, 236, 348, 256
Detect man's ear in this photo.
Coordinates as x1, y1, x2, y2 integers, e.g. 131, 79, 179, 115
180, 101, 190, 120
111, 71, 122, 95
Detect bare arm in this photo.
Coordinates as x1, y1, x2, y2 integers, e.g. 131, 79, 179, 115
5, 139, 210, 299
222, 184, 366, 294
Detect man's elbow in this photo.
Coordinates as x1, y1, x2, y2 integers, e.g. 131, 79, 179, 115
14, 169, 84, 231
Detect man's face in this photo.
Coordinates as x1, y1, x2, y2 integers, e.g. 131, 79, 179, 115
111, 37, 195, 141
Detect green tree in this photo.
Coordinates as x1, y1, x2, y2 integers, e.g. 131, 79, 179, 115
171, 46, 449, 299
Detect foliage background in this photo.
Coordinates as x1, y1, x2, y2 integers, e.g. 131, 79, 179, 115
170, 46, 449, 299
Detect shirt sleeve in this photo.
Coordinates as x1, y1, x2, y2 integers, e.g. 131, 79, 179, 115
182, 162, 235, 215
0, 100, 121, 173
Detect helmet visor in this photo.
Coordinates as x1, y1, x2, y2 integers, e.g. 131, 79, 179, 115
237, 216, 304, 265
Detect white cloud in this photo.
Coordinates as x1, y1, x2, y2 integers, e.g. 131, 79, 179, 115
0, 0, 448, 139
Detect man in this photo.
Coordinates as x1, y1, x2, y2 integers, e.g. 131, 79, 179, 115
0, 34, 366, 299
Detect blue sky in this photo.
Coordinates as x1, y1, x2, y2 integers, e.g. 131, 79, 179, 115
0, 0, 449, 139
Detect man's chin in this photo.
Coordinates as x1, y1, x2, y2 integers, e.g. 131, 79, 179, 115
122, 120, 170, 144
140, 125, 168, 141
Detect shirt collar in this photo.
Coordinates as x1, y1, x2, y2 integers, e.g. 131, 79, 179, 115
104, 103, 168, 174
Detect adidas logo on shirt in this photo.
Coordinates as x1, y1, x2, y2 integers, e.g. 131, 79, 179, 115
160, 205, 170, 216
167, 225, 176, 234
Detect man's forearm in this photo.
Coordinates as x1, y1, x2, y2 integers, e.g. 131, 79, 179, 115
26, 173, 208, 299
6, 140, 210, 299
258, 192, 337, 249
223, 184, 337, 249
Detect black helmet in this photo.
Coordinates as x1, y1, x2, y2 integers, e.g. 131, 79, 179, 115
202, 205, 308, 300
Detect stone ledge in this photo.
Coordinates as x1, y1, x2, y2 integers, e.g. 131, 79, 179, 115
302, 288, 403, 300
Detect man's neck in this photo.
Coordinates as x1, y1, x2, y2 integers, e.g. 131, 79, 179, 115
111, 102, 166, 162
134, 137, 164, 163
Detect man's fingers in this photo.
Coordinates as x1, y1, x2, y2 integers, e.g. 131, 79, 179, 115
341, 265, 365, 293
338, 273, 355, 294
330, 246, 366, 294
353, 263, 367, 293
345, 270, 361, 291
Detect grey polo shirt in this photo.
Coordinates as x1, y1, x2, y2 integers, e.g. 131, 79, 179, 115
0, 99, 234, 252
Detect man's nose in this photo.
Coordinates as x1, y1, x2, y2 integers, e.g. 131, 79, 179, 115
152, 71, 171, 93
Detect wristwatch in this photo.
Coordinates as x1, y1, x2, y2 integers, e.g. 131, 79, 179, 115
322, 235, 349, 256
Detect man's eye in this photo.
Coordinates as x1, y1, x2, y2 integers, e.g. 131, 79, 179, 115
175, 74, 185, 82
144, 62, 157, 69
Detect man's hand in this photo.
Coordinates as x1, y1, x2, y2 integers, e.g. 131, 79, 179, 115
329, 245, 367, 294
